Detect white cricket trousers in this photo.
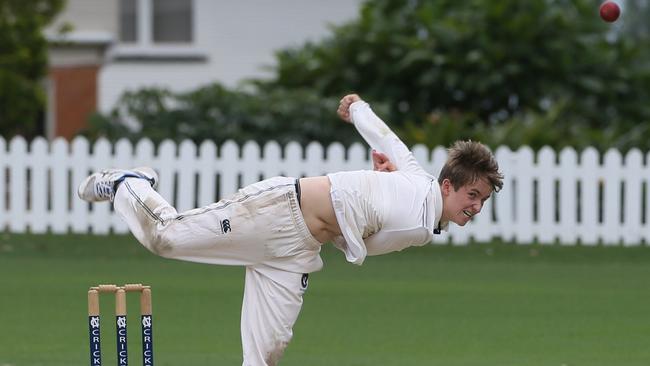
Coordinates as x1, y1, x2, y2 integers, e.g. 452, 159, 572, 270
113, 176, 323, 366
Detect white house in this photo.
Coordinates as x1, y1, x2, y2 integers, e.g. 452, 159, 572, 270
45, 0, 364, 140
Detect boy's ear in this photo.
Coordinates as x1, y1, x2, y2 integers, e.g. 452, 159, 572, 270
440, 178, 452, 196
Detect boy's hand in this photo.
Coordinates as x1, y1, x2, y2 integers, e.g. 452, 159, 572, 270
337, 94, 361, 123
372, 150, 397, 172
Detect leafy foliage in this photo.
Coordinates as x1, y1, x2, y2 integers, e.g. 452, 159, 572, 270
0, 0, 65, 138
83, 84, 380, 147
621, 0, 650, 42
88, 0, 650, 152
266, 0, 650, 151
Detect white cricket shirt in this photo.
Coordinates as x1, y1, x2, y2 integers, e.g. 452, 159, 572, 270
327, 101, 448, 265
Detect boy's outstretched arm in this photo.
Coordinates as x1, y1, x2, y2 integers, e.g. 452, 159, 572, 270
338, 94, 426, 175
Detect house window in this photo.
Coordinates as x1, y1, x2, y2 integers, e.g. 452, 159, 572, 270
120, 0, 137, 42
119, 0, 193, 44
153, 0, 192, 42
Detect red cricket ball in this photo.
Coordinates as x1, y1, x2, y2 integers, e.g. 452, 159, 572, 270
599, 1, 620, 23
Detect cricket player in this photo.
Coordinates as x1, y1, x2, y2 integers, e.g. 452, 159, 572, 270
78, 94, 503, 365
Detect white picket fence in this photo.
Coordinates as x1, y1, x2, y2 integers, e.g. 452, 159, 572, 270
1, 136, 649, 245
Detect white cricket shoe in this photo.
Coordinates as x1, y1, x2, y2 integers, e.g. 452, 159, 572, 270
77, 167, 158, 202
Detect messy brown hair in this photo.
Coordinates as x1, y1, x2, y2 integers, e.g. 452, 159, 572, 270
438, 140, 503, 192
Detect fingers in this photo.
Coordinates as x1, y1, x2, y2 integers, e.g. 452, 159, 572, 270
372, 150, 388, 163
340, 94, 360, 104
337, 103, 351, 123
372, 151, 383, 171
372, 150, 396, 172
375, 162, 392, 172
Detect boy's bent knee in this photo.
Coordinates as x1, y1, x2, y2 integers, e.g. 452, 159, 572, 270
264, 334, 291, 365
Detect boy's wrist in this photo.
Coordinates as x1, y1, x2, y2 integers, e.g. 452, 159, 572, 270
348, 101, 369, 122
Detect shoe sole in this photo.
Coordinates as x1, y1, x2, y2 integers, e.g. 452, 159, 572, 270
77, 173, 100, 202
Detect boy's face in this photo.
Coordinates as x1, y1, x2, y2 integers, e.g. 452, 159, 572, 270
440, 178, 492, 226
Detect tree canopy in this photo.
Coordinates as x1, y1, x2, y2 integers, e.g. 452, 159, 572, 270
0, 0, 65, 138
265, 0, 650, 150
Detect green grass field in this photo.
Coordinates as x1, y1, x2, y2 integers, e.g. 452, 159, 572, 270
1, 233, 649, 365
